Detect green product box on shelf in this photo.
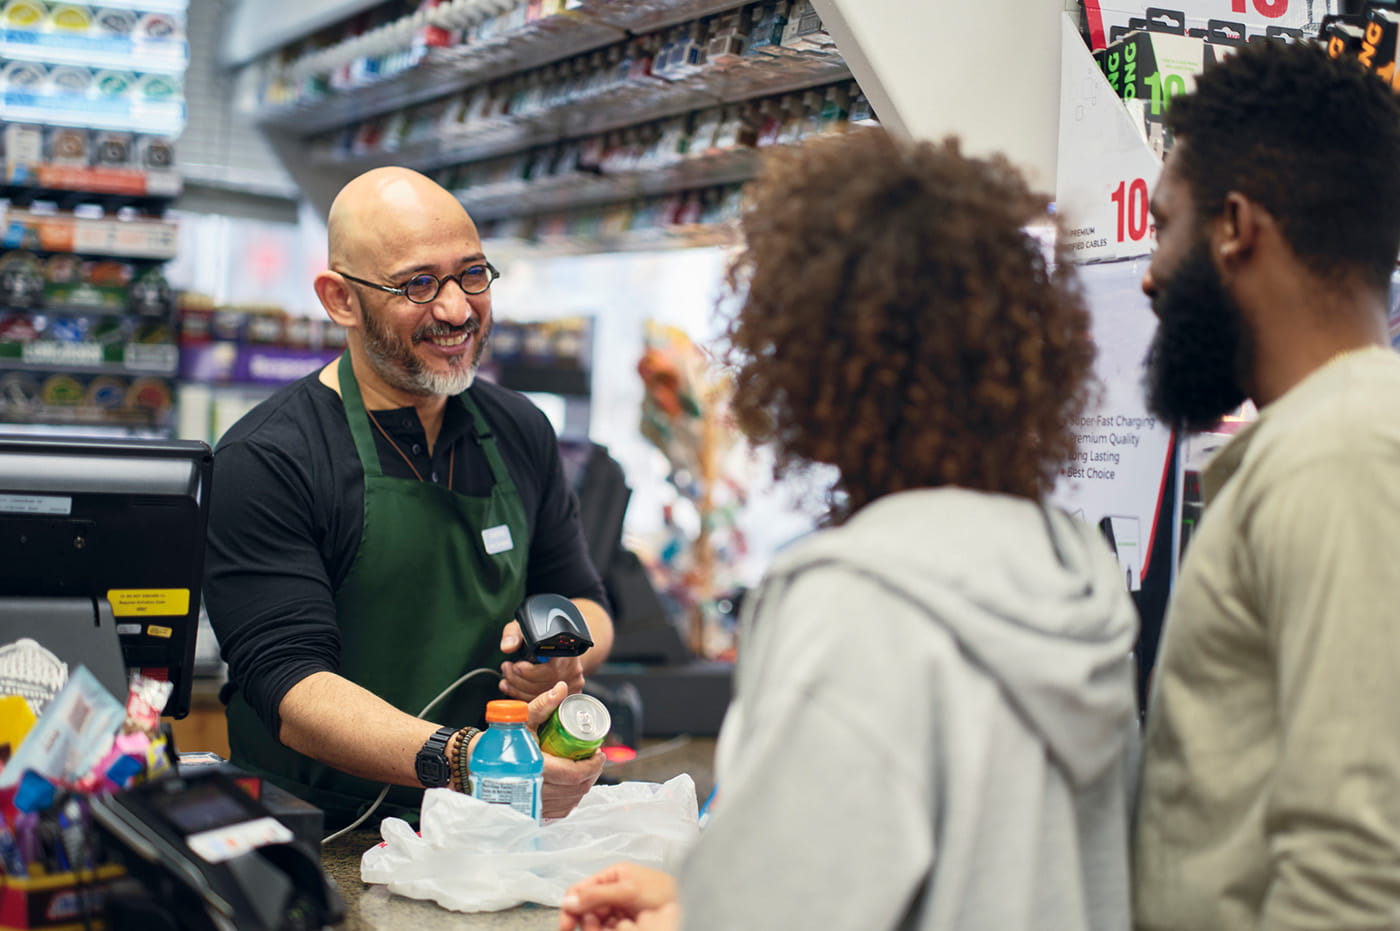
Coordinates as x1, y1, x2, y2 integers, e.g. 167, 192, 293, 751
1099, 30, 1210, 122
1097, 29, 1220, 155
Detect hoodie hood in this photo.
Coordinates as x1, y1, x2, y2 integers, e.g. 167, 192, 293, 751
762, 487, 1140, 787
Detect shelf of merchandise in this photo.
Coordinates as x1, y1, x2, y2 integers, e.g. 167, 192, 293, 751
2, 210, 179, 260
308, 50, 850, 174
488, 219, 738, 256
461, 145, 759, 222
244, 0, 849, 243
0, 93, 186, 137
255, 14, 631, 134
0, 339, 177, 376
0, 0, 187, 437
81, 0, 187, 13
571, 0, 750, 32
2, 164, 181, 200
0, 33, 188, 74
0, 403, 170, 431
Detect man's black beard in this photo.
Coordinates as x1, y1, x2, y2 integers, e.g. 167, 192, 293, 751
1143, 240, 1251, 433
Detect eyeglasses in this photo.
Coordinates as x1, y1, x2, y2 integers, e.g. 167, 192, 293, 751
337, 262, 500, 303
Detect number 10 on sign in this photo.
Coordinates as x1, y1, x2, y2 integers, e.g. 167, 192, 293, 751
1111, 178, 1151, 244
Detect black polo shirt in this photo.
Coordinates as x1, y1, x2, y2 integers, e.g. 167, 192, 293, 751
203, 372, 607, 736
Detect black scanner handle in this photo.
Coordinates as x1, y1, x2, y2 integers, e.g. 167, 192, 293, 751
513, 593, 594, 663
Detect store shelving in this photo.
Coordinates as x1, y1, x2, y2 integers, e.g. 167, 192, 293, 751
3, 209, 178, 260
0, 30, 188, 74
307, 45, 849, 173
241, 0, 851, 251
571, 0, 752, 33
0, 5, 188, 435
460, 145, 758, 221
0, 1, 189, 137
1, 339, 176, 375
1, 164, 180, 201
254, 13, 629, 134
494, 218, 738, 255
78, 0, 187, 13
0, 93, 185, 137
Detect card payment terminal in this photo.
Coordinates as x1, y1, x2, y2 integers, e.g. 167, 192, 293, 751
89, 769, 343, 931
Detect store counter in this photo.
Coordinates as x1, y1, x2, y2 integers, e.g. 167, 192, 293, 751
315, 737, 717, 930
322, 830, 557, 930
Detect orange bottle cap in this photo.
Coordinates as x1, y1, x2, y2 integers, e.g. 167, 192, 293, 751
485, 699, 529, 723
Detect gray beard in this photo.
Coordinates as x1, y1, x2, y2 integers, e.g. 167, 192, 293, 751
361, 305, 488, 398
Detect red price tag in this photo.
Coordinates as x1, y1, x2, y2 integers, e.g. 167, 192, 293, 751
1111, 178, 1151, 244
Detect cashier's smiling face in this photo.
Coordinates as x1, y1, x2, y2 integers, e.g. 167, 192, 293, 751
340, 172, 494, 399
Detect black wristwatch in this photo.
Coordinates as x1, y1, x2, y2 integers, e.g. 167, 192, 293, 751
415, 726, 456, 788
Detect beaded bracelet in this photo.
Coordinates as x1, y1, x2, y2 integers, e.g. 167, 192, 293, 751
455, 726, 481, 793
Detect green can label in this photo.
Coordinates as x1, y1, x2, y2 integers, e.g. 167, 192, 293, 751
538, 693, 610, 760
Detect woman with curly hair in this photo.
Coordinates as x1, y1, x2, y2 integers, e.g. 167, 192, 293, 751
560, 127, 1139, 931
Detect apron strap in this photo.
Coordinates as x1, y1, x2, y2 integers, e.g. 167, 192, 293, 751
338, 352, 384, 479
458, 389, 514, 490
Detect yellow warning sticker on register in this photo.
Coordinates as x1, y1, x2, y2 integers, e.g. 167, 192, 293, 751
146, 625, 173, 639
107, 589, 190, 618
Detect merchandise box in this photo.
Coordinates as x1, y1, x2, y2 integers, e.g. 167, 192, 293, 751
1325, 9, 1400, 89
1360, 10, 1400, 84
1097, 30, 1213, 154
0, 863, 125, 930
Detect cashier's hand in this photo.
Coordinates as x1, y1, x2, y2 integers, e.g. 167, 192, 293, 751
529, 682, 605, 819
558, 863, 681, 931
500, 620, 586, 700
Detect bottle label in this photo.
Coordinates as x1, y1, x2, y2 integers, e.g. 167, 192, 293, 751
470, 775, 541, 820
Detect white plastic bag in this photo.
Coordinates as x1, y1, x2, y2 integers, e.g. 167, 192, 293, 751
360, 774, 699, 912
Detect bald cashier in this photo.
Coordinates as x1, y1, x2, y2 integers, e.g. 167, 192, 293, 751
203, 167, 614, 831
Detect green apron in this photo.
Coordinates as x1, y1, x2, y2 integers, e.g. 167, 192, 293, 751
226, 352, 530, 828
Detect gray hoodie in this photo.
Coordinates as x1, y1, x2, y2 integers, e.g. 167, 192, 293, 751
679, 487, 1139, 930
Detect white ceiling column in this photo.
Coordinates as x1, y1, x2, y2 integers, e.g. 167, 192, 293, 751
810, 0, 1073, 189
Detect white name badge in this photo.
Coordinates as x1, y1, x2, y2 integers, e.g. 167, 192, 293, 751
482, 524, 514, 555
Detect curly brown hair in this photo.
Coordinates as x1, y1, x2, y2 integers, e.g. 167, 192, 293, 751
725, 128, 1096, 523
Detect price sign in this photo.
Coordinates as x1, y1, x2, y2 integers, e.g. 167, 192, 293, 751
1230, 0, 1289, 17
1111, 177, 1152, 244
1057, 17, 1162, 263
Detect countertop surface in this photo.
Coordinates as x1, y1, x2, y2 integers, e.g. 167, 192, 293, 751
322, 830, 559, 930
319, 737, 716, 930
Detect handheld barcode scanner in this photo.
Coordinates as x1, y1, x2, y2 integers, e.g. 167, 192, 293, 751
515, 593, 593, 663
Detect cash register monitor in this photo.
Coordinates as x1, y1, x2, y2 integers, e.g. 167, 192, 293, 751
0, 434, 212, 718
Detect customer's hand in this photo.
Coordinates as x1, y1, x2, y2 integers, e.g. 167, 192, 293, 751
500, 620, 586, 699
528, 683, 604, 819
558, 863, 680, 931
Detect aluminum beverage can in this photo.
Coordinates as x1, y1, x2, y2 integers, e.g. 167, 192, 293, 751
538, 693, 610, 760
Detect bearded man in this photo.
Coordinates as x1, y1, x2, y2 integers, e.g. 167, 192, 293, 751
1133, 42, 1400, 930
204, 167, 612, 831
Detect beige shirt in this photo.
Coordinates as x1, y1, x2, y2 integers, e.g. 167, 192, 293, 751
1134, 347, 1400, 930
